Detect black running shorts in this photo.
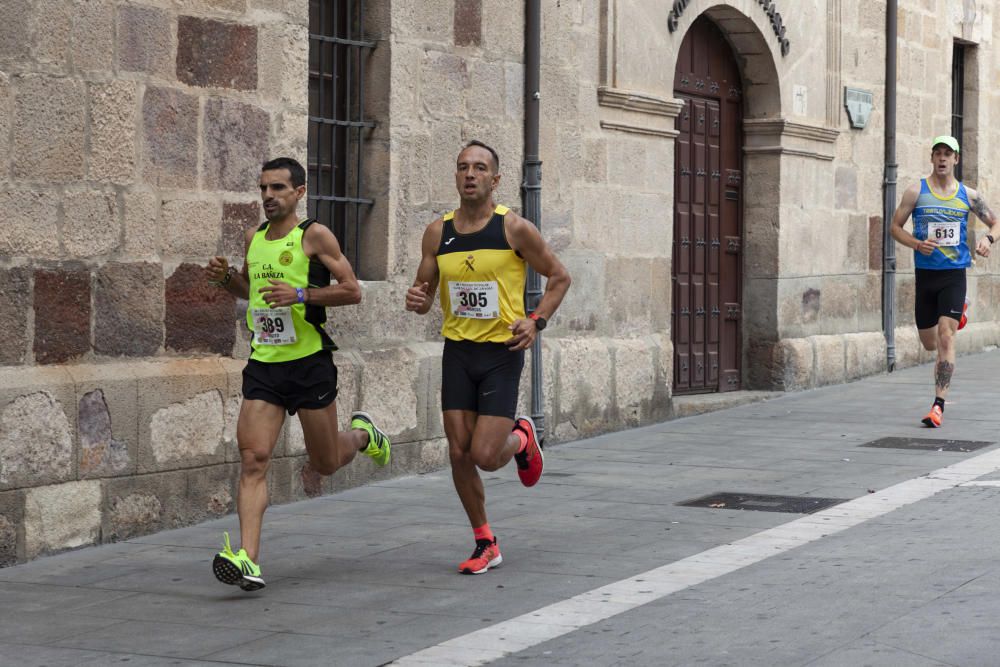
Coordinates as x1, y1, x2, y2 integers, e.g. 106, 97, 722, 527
242, 350, 338, 415
441, 339, 524, 419
914, 268, 966, 330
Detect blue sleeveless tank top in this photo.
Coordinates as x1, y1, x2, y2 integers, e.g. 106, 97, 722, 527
912, 179, 972, 270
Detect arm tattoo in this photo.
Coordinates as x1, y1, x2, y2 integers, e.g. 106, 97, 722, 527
972, 195, 995, 223
935, 360, 954, 393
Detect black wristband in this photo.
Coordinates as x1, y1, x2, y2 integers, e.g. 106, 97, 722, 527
987, 234, 995, 245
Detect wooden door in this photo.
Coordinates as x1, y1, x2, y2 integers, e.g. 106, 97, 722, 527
672, 17, 743, 394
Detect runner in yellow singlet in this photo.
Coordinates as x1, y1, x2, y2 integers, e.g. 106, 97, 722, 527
405, 141, 571, 574
204, 157, 390, 591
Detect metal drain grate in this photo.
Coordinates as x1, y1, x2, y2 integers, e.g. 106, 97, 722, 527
677, 492, 848, 514
860, 437, 994, 452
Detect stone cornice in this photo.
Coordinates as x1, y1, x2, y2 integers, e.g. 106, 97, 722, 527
597, 86, 684, 118
743, 145, 835, 161
599, 120, 679, 139
743, 118, 840, 143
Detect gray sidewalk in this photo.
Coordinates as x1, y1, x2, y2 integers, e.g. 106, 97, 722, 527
3, 351, 1000, 666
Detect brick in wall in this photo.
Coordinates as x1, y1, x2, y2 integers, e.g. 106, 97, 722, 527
0, 267, 30, 365
177, 16, 257, 90
165, 263, 235, 354
222, 202, 260, 258
94, 262, 164, 357
142, 87, 199, 189
34, 267, 90, 364
454, 0, 482, 46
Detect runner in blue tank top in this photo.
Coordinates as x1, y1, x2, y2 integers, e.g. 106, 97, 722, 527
890, 135, 1000, 427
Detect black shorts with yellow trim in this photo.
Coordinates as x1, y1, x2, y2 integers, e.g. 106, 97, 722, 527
441, 339, 524, 419
242, 350, 338, 415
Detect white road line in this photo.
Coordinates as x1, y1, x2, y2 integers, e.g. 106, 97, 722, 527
390, 447, 1000, 666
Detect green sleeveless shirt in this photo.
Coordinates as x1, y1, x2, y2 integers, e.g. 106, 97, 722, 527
245, 219, 335, 363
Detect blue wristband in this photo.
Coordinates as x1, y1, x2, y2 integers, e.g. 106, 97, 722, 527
295, 287, 305, 304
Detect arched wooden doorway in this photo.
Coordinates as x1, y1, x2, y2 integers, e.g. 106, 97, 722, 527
672, 16, 744, 394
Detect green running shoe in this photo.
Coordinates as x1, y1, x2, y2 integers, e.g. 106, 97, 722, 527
351, 411, 391, 466
212, 532, 265, 591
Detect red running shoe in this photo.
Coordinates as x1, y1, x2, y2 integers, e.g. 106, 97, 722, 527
922, 405, 943, 428
513, 415, 543, 487
958, 297, 971, 330
458, 537, 502, 574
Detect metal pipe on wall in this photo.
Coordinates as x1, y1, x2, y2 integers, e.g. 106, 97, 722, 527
522, 0, 545, 440
882, 0, 898, 371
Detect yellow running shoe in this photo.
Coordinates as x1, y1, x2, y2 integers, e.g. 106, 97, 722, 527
212, 532, 265, 591
351, 411, 391, 466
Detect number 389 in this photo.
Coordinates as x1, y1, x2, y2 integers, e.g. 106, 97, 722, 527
260, 317, 285, 333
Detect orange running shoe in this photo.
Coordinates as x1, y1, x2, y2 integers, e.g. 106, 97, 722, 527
958, 298, 971, 330
922, 405, 943, 428
513, 415, 543, 487
458, 537, 502, 574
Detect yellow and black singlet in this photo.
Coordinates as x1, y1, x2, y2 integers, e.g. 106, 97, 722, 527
436, 205, 527, 342
245, 219, 336, 363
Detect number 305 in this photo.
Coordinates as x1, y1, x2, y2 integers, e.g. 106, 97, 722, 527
459, 291, 488, 307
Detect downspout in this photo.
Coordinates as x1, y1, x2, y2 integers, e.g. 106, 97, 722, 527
522, 0, 545, 440
882, 0, 898, 371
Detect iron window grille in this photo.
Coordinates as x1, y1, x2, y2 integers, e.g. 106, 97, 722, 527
308, 0, 375, 273
952, 42, 965, 181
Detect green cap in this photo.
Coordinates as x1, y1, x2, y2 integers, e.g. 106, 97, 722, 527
931, 135, 960, 153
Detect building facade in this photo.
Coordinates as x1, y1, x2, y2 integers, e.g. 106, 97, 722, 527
1, 0, 998, 565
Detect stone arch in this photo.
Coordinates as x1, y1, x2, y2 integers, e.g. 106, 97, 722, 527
697, 4, 782, 119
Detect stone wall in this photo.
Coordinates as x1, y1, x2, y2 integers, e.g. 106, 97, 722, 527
1, 0, 325, 566
5, 0, 1000, 565
0, 0, 304, 364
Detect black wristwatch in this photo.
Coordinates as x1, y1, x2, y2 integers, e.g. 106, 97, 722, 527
530, 313, 547, 331
987, 234, 995, 245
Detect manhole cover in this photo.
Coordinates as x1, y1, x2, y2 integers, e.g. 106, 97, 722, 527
860, 437, 994, 452
677, 492, 847, 514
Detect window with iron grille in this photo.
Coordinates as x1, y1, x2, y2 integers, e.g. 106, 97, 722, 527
308, 0, 375, 274
951, 42, 965, 181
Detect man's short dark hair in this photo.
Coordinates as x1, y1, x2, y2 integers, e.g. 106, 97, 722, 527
262, 157, 306, 188
463, 140, 500, 172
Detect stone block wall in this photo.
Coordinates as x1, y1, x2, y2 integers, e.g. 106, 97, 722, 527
0, 0, 297, 366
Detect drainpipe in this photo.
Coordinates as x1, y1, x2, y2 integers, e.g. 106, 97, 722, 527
883, 0, 898, 371
522, 0, 545, 440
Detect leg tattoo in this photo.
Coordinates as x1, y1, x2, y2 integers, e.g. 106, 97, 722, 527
935, 360, 954, 394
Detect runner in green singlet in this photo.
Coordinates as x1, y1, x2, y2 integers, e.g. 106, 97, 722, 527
204, 157, 390, 591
